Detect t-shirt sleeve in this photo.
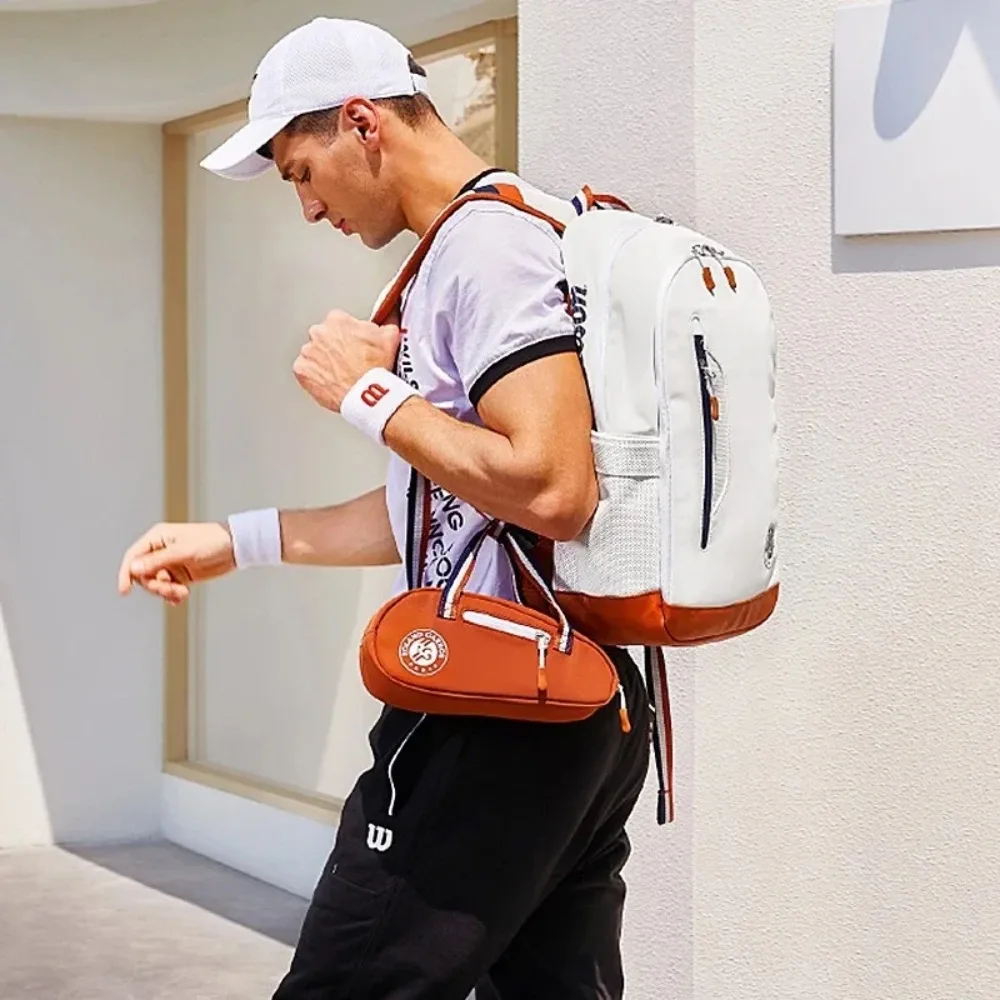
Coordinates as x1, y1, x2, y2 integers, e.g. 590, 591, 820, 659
428, 203, 578, 409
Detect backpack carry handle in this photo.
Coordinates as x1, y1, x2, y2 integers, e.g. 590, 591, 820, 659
570, 185, 634, 216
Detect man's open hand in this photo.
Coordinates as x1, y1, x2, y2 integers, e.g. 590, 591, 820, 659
294, 310, 401, 412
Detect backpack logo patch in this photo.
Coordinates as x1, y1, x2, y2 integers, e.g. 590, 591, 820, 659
399, 629, 449, 677
764, 523, 777, 570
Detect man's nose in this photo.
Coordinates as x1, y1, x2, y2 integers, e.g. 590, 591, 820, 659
301, 194, 326, 224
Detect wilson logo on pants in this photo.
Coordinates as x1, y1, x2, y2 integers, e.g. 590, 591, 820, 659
367, 824, 393, 853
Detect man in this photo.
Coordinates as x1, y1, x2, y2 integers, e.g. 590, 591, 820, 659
120, 17, 649, 1000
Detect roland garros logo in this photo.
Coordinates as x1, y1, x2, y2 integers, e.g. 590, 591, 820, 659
398, 629, 449, 677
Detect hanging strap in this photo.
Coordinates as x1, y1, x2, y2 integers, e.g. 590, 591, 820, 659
404, 469, 434, 590
645, 647, 675, 825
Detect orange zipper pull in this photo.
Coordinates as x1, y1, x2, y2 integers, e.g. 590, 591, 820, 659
537, 635, 549, 696
724, 265, 737, 291
618, 684, 631, 733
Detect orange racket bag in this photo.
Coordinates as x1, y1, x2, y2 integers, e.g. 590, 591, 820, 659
360, 518, 629, 730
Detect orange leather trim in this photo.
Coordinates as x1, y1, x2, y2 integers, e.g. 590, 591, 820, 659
491, 183, 526, 204
360, 589, 619, 722
549, 585, 780, 647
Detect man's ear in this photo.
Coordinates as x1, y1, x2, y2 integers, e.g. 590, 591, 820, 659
341, 99, 380, 144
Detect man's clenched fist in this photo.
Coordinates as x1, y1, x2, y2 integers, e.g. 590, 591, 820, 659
294, 309, 401, 412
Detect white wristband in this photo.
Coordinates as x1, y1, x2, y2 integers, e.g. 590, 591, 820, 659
340, 368, 418, 444
227, 507, 283, 569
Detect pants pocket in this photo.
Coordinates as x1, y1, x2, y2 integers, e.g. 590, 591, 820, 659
275, 864, 399, 999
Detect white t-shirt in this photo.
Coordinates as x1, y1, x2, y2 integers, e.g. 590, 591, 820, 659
384, 170, 578, 598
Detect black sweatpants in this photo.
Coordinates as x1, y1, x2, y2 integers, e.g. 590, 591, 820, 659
272, 645, 650, 1000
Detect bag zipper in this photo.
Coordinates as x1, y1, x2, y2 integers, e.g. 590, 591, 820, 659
461, 609, 632, 732
462, 610, 552, 694
693, 332, 714, 549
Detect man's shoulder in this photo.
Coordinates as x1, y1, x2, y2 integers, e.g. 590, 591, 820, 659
433, 173, 572, 252
433, 199, 562, 256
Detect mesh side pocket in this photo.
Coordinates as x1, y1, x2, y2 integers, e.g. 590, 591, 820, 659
553, 433, 662, 598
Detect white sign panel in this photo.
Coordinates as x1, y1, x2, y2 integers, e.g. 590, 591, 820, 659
834, 0, 1000, 236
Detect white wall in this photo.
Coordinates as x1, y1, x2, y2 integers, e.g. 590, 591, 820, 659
693, 2, 1000, 997
0, 0, 514, 123
520, 4, 697, 998
0, 117, 163, 846
523, 1, 1000, 998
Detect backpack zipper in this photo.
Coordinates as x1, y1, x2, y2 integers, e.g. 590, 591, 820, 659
693, 332, 714, 549
462, 610, 552, 694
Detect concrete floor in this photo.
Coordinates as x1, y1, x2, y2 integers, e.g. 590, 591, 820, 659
0, 842, 309, 1000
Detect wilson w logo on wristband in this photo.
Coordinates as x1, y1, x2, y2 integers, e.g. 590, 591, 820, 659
341, 368, 418, 443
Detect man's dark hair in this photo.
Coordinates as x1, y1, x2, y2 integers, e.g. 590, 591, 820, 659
257, 93, 442, 161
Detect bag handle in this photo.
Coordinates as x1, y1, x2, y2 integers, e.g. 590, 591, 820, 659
434, 519, 573, 656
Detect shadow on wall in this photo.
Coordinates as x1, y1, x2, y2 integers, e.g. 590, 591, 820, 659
874, 0, 1000, 139
831, 0, 1000, 273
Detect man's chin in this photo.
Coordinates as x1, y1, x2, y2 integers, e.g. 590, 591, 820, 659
360, 231, 394, 251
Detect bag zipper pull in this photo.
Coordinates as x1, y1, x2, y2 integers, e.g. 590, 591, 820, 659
697, 249, 717, 295
536, 634, 550, 696
618, 683, 632, 733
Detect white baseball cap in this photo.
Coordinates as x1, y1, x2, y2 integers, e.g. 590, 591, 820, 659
200, 18, 430, 181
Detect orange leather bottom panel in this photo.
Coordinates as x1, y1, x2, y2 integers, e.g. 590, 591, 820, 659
552, 585, 781, 647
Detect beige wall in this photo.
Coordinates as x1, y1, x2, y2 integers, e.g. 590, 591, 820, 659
0, 117, 164, 846
523, 1, 1000, 998
185, 123, 407, 799
0, 0, 516, 845
0, 0, 514, 121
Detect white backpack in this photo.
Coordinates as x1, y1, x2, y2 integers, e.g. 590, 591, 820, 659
373, 182, 780, 822
544, 186, 780, 647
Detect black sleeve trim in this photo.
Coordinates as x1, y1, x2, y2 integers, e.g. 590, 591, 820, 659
469, 335, 580, 410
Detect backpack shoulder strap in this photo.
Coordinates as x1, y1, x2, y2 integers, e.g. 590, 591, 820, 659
371, 191, 566, 326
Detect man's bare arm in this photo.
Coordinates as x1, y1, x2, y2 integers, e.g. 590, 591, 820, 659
383, 352, 597, 541
280, 486, 399, 566
120, 486, 398, 604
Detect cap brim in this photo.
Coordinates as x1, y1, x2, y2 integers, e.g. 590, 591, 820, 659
199, 114, 295, 180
